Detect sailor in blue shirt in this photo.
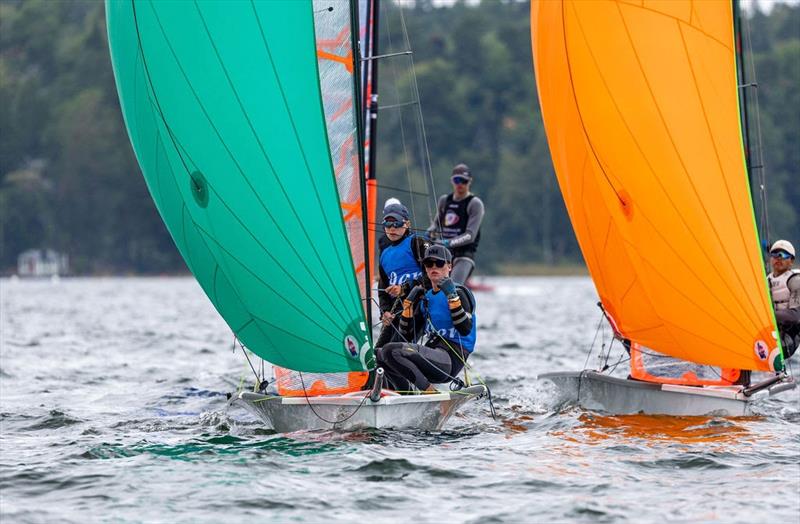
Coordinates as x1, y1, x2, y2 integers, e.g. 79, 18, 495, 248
375, 201, 429, 348
376, 244, 476, 393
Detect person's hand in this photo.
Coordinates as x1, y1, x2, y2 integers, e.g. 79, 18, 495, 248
381, 311, 395, 326
439, 277, 456, 297
386, 284, 402, 297
406, 285, 425, 304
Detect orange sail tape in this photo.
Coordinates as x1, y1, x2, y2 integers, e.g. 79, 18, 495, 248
316, 50, 353, 73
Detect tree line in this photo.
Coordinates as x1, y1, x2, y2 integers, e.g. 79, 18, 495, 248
1, 0, 797, 274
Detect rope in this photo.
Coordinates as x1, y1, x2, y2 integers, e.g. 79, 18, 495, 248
296, 371, 372, 427
233, 336, 261, 385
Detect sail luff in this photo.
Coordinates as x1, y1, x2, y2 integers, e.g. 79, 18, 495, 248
531, 0, 780, 372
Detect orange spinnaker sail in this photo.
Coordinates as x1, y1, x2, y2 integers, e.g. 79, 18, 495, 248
531, 0, 780, 372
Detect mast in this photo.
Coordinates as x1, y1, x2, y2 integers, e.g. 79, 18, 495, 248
733, 1, 755, 193
364, 0, 380, 185
733, 0, 771, 250
350, 0, 374, 340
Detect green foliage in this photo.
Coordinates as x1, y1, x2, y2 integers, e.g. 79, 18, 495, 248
0, 0, 797, 274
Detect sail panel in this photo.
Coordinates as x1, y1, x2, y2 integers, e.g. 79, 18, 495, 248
531, 0, 780, 371
107, 0, 372, 372
313, 0, 368, 308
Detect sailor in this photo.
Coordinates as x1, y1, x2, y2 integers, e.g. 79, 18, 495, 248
375, 200, 429, 348
377, 245, 476, 393
427, 163, 485, 284
767, 240, 800, 358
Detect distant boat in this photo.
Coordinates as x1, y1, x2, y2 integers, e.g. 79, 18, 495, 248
466, 278, 494, 293
106, 0, 484, 431
17, 249, 68, 279
530, 0, 794, 415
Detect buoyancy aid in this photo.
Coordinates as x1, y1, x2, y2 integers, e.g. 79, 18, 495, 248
420, 286, 477, 352
768, 268, 800, 310
439, 194, 481, 248
379, 234, 423, 286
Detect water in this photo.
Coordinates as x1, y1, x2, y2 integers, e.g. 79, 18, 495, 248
1, 277, 798, 523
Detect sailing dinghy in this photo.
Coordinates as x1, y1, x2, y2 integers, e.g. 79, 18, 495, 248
106, 0, 485, 431
530, 0, 795, 416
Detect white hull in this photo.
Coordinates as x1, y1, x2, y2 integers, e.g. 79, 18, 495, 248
540, 371, 795, 416
233, 385, 486, 432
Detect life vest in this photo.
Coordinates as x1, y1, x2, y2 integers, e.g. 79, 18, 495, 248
379, 234, 422, 286
768, 268, 800, 310
421, 286, 477, 352
439, 194, 481, 248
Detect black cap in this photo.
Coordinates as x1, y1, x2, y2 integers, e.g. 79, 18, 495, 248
383, 202, 409, 222
423, 244, 452, 263
452, 163, 472, 179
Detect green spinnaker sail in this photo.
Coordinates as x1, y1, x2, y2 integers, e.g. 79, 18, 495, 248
107, 0, 373, 372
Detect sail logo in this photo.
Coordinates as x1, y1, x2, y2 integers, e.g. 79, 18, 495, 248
754, 340, 769, 360
344, 335, 359, 358
444, 211, 460, 227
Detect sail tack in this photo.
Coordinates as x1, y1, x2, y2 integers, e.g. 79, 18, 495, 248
107, 0, 372, 372
531, 0, 780, 371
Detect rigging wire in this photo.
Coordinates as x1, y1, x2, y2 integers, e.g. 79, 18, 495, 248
382, 6, 422, 226
397, 5, 440, 232
233, 336, 261, 385
741, 3, 771, 246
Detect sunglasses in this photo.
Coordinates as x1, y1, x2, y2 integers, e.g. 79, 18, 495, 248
423, 259, 447, 268
451, 176, 470, 185
770, 251, 793, 260
382, 220, 405, 228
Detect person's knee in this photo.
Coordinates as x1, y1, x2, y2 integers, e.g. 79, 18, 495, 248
377, 342, 408, 366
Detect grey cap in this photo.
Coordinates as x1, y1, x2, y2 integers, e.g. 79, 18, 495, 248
423, 244, 452, 263
451, 163, 472, 179
383, 202, 409, 222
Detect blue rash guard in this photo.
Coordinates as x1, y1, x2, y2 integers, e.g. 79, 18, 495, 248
379, 234, 424, 287
421, 287, 477, 352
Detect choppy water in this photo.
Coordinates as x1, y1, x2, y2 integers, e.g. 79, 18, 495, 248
1, 277, 798, 523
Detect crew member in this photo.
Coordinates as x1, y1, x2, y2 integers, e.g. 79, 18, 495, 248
427, 164, 485, 284
377, 245, 476, 393
375, 201, 428, 348
768, 240, 800, 358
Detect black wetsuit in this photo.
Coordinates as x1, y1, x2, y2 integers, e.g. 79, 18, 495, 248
377, 286, 475, 392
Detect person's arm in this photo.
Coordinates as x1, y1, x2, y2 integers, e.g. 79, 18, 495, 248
447, 197, 484, 249
398, 286, 425, 340
448, 287, 474, 336
426, 195, 447, 236
438, 279, 473, 336
788, 273, 800, 308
